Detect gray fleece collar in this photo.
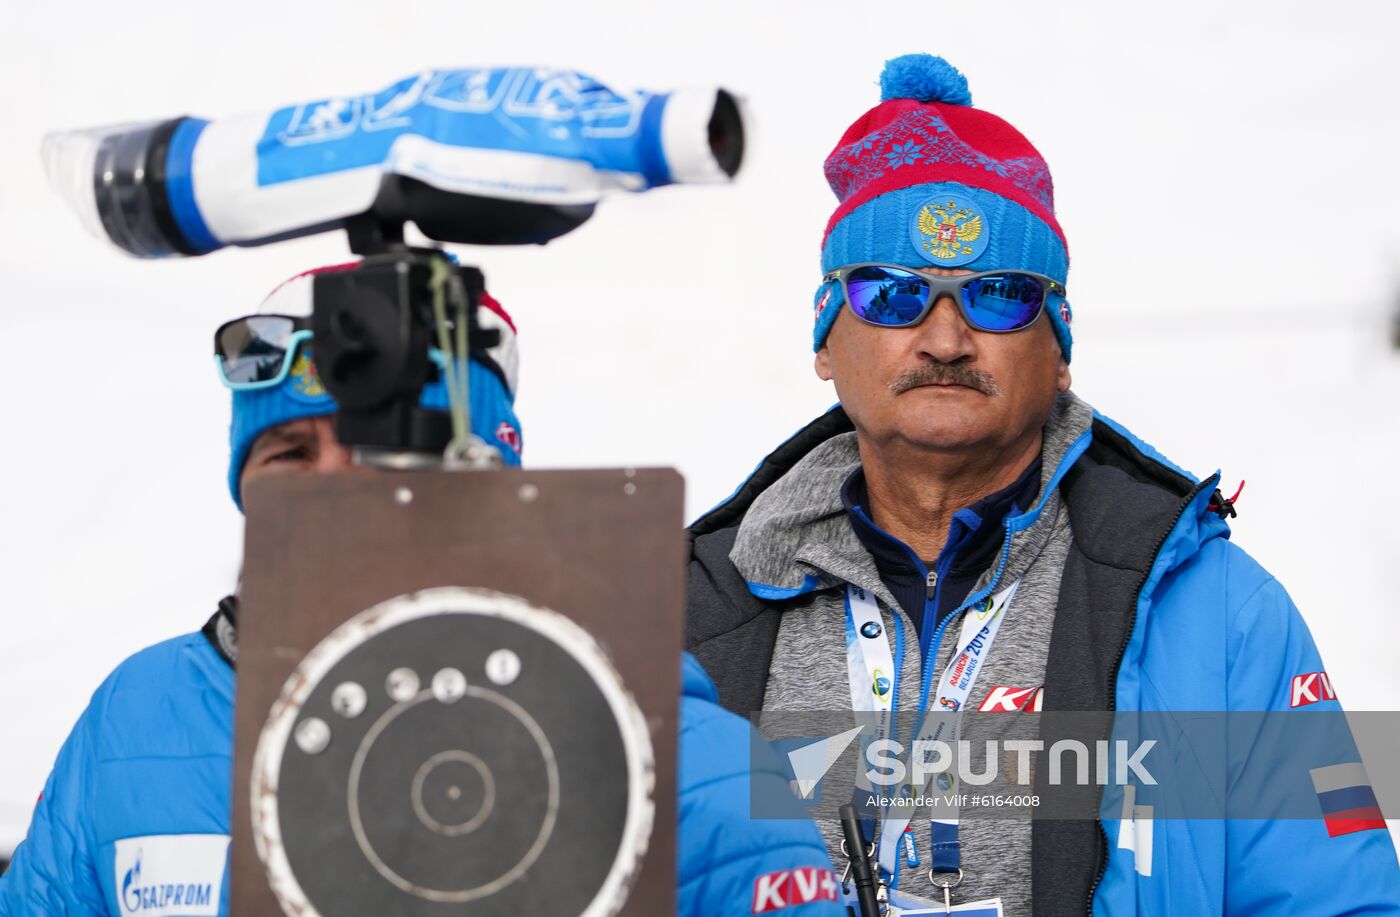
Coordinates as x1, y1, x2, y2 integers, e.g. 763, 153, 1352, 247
730, 391, 1096, 604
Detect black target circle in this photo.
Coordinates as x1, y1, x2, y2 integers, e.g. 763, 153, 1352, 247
251, 587, 653, 917
409, 749, 496, 837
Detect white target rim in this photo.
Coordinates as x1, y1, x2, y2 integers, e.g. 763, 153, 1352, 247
251, 586, 655, 917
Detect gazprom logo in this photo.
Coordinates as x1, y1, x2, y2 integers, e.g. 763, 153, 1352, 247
114, 835, 228, 917
120, 850, 142, 910
120, 852, 212, 912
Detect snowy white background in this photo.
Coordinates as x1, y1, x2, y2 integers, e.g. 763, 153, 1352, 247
2, 0, 1397, 856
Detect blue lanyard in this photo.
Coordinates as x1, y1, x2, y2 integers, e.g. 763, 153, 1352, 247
874, 580, 1022, 884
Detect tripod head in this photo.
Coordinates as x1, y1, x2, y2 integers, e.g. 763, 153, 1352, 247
312, 214, 502, 469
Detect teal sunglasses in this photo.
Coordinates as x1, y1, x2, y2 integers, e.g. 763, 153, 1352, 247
213, 314, 453, 391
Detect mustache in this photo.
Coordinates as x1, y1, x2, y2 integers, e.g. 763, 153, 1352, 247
888, 362, 1000, 396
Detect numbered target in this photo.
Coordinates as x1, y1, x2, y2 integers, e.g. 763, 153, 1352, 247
251, 587, 654, 917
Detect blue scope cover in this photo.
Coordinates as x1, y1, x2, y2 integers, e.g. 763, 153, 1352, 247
46, 67, 744, 258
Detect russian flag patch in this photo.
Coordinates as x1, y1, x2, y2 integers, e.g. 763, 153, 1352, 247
1310, 762, 1386, 837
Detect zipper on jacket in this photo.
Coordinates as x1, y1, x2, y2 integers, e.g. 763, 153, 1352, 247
925, 570, 938, 601
1082, 475, 1217, 915
917, 518, 1015, 712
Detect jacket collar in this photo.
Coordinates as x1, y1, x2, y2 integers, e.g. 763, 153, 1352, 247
201, 595, 240, 669
726, 392, 1100, 605
727, 430, 898, 608
842, 454, 1041, 584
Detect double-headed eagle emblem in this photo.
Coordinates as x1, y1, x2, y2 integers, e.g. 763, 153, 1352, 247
917, 202, 983, 260
290, 351, 326, 397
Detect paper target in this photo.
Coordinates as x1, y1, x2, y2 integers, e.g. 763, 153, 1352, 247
251, 587, 654, 916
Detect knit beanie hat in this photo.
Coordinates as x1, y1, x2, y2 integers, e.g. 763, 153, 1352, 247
813, 54, 1073, 359
227, 263, 524, 509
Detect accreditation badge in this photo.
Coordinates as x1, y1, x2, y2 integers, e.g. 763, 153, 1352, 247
893, 896, 1003, 916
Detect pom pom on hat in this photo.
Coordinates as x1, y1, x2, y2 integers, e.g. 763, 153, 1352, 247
879, 54, 972, 106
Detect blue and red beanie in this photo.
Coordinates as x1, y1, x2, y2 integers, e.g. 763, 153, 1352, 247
227, 263, 524, 509
813, 54, 1073, 359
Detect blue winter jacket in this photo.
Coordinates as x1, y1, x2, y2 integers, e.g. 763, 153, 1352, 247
685, 401, 1400, 915
0, 633, 846, 917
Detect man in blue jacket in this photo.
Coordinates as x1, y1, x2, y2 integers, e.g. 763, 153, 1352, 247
0, 266, 847, 917
684, 55, 1400, 915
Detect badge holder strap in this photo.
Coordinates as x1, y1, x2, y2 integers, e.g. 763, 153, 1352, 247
927, 819, 962, 913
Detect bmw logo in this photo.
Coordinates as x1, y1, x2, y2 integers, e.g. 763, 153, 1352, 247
860, 621, 882, 640
937, 772, 955, 792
